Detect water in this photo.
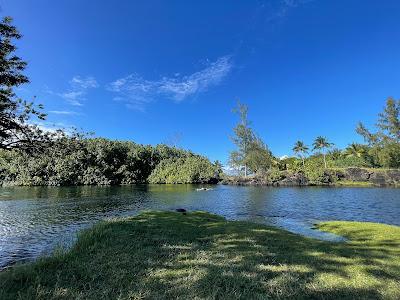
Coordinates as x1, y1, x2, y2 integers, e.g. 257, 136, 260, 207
0, 185, 399, 269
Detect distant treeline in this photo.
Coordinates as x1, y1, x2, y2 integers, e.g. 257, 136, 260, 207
229, 98, 400, 178
0, 137, 222, 186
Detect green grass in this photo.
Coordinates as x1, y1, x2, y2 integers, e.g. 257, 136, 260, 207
1, 211, 399, 299
334, 180, 375, 187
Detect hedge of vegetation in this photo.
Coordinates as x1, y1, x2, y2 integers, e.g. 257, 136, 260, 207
148, 156, 220, 184
0, 137, 221, 186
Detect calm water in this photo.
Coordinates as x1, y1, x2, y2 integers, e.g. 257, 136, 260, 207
0, 185, 399, 269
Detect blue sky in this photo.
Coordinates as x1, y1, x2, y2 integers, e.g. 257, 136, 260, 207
2, 0, 400, 163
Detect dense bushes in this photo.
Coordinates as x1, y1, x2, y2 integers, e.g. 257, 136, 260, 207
0, 137, 219, 186
148, 156, 221, 184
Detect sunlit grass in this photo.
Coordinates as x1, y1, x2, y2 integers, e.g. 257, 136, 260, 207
334, 180, 374, 187
1, 211, 399, 299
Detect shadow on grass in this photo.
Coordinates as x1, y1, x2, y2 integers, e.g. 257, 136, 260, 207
1, 211, 399, 299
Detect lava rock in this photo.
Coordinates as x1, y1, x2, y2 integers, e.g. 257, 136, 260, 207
369, 172, 388, 186
279, 173, 309, 186
386, 170, 400, 185
345, 168, 371, 181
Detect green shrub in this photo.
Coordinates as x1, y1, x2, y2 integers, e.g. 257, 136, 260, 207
265, 168, 285, 183
303, 157, 331, 185
148, 156, 218, 184
0, 138, 216, 186
330, 156, 371, 168
377, 142, 400, 168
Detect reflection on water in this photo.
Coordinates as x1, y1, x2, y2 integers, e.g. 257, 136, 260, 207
0, 185, 399, 269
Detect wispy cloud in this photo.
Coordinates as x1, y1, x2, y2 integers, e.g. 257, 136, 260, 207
271, 0, 314, 19
276, 0, 312, 18
58, 91, 85, 106
107, 55, 233, 110
256, 0, 313, 23
70, 76, 99, 89
49, 110, 82, 116
48, 76, 98, 106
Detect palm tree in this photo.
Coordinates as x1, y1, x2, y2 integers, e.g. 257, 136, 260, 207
313, 136, 333, 168
292, 141, 309, 167
344, 143, 366, 158
328, 148, 342, 160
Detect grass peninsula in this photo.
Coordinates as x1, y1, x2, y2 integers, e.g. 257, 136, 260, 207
1, 211, 399, 299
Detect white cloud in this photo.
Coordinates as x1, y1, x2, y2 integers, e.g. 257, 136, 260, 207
107, 55, 233, 110
58, 91, 85, 106
49, 110, 81, 116
70, 76, 99, 89
48, 76, 98, 106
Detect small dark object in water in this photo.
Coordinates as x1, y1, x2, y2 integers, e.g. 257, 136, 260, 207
196, 188, 213, 191
176, 208, 187, 215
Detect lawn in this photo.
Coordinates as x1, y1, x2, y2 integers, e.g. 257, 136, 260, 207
1, 211, 399, 299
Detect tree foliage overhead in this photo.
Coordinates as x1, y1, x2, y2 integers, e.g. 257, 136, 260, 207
0, 17, 50, 152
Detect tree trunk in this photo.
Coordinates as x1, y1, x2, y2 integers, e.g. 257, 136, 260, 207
323, 153, 327, 168
244, 164, 247, 177
302, 156, 305, 168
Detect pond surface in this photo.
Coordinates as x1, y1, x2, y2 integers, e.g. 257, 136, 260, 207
0, 185, 399, 269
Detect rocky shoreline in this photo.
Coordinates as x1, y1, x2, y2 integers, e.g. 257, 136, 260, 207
220, 168, 400, 187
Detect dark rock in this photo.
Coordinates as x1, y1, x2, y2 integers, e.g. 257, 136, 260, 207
175, 208, 187, 213
207, 178, 219, 184
335, 170, 346, 180
369, 173, 388, 186
278, 173, 309, 186
386, 170, 400, 185
345, 168, 371, 181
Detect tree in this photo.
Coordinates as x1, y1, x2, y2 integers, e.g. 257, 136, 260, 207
292, 141, 309, 167
356, 98, 400, 168
356, 122, 378, 145
245, 136, 273, 174
0, 17, 49, 152
229, 101, 273, 176
344, 143, 367, 158
377, 142, 400, 168
213, 160, 223, 177
377, 97, 400, 142
229, 101, 254, 177
313, 136, 333, 168
328, 148, 342, 161
357, 97, 400, 144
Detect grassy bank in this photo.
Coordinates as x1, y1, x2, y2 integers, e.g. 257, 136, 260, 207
334, 180, 375, 187
1, 211, 399, 299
